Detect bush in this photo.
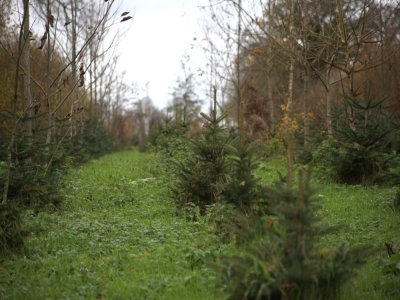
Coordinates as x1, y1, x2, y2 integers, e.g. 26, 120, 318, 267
223, 138, 269, 214
0, 135, 67, 209
154, 118, 191, 161
69, 118, 115, 163
0, 116, 116, 251
394, 189, 400, 210
263, 137, 285, 158
296, 148, 313, 165
205, 202, 237, 242
313, 137, 395, 185
0, 202, 25, 252
383, 154, 400, 186
334, 146, 382, 184
313, 97, 399, 185
167, 102, 273, 215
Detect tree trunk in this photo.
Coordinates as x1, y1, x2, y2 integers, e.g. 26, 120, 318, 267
89, 43, 94, 117
267, 0, 275, 135
2, 131, 15, 204
70, 0, 77, 137
326, 66, 333, 136
22, 0, 33, 142
303, 68, 310, 149
286, 0, 295, 187
3, 0, 30, 203
236, 0, 244, 141
46, 0, 52, 145
302, 0, 310, 148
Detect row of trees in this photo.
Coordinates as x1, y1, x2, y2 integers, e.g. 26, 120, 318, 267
199, 0, 400, 145
0, 0, 150, 250
0, 0, 205, 251
0, 0, 210, 205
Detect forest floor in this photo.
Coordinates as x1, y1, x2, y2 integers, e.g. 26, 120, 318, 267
0, 150, 399, 299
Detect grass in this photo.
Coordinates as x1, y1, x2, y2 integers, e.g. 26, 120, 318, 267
257, 158, 400, 299
318, 182, 399, 299
0, 151, 399, 299
0, 151, 230, 299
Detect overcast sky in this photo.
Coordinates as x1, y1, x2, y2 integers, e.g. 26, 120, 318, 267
117, 0, 206, 109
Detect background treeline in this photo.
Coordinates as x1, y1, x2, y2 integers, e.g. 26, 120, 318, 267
160, 0, 400, 186
157, 0, 400, 188
164, 0, 400, 185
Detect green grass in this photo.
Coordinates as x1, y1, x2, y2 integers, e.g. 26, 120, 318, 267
257, 158, 400, 299
0, 151, 230, 299
1, 151, 399, 299
318, 183, 399, 299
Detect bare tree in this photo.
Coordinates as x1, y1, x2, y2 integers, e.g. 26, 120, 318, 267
1, 0, 133, 203
22, 0, 33, 142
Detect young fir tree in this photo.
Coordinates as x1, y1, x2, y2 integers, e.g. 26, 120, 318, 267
221, 168, 369, 299
171, 96, 230, 211
274, 169, 369, 299
222, 137, 266, 215
326, 96, 396, 184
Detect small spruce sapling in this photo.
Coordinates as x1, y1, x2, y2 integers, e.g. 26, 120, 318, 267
223, 137, 266, 214
321, 96, 397, 184
221, 168, 369, 299
170, 94, 231, 211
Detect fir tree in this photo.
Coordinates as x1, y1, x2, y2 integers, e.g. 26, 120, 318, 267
171, 96, 231, 211
323, 96, 398, 184
221, 168, 369, 299
223, 138, 265, 214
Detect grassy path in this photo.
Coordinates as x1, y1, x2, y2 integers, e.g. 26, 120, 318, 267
1, 151, 399, 299
1, 151, 227, 299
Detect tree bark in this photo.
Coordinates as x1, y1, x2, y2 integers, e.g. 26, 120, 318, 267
302, 0, 310, 148
46, 0, 53, 145
3, 0, 29, 203
22, 0, 33, 141
236, 0, 244, 141
326, 66, 333, 136
70, 0, 77, 136
303, 68, 310, 148
286, 0, 295, 187
266, 0, 275, 135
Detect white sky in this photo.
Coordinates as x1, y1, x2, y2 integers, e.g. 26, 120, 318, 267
117, 0, 206, 109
